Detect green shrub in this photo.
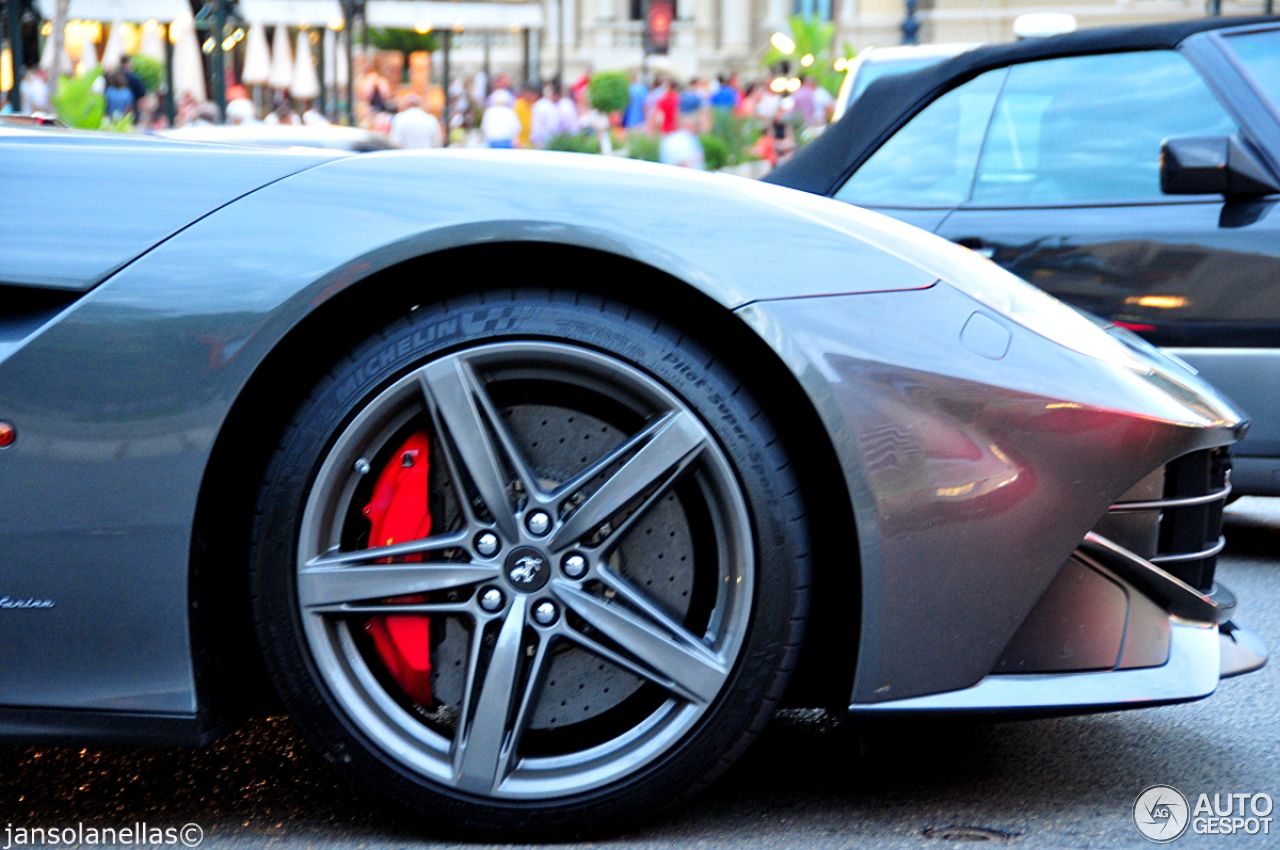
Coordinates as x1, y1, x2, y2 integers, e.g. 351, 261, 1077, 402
52, 70, 105, 130
101, 112, 135, 133
709, 110, 764, 164
626, 132, 660, 162
546, 132, 601, 154
587, 70, 629, 115
700, 133, 729, 171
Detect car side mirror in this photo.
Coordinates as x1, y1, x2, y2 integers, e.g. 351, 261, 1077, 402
1161, 135, 1280, 197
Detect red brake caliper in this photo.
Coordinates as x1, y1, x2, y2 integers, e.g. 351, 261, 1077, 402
362, 431, 435, 707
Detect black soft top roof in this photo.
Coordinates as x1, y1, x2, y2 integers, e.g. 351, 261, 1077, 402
766, 16, 1280, 196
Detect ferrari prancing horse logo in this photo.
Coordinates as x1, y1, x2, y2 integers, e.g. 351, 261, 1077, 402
510, 555, 544, 584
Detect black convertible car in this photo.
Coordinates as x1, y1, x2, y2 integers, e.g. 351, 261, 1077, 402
771, 16, 1280, 495
0, 124, 1267, 838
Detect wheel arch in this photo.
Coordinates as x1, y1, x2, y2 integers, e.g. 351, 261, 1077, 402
187, 242, 860, 728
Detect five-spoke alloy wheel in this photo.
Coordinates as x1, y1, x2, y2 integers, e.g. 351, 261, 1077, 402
252, 291, 809, 838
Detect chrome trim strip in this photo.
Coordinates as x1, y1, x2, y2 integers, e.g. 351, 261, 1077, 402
1109, 483, 1231, 512
1079, 533, 1231, 623
847, 622, 1220, 713
1150, 536, 1226, 565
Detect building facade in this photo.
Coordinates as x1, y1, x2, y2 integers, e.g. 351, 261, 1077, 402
461, 0, 1272, 85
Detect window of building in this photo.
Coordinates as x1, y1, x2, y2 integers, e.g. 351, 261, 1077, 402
793, 0, 833, 20
631, 0, 678, 21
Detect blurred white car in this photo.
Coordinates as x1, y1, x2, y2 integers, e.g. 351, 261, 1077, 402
832, 43, 978, 122
158, 123, 394, 152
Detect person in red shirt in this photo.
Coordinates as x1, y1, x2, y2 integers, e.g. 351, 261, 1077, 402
655, 81, 680, 134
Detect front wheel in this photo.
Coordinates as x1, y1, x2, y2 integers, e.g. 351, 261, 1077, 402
251, 291, 810, 838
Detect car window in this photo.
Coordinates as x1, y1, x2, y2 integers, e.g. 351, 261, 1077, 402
835, 68, 1005, 208
970, 51, 1238, 206
1224, 29, 1280, 112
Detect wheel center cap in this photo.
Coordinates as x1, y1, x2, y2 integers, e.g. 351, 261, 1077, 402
504, 546, 551, 592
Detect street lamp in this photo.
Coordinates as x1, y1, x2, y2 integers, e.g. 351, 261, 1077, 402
196, 0, 246, 120
339, 0, 365, 125
1, 0, 33, 104
901, 0, 919, 45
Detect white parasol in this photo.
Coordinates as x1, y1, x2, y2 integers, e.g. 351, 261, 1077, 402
241, 22, 271, 86
291, 29, 319, 100
139, 26, 165, 61
100, 19, 125, 71
39, 31, 72, 76
268, 24, 293, 90
171, 10, 207, 101
77, 24, 99, 75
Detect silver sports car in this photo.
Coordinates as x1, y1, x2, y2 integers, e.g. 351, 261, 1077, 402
0, 126, 1267, 838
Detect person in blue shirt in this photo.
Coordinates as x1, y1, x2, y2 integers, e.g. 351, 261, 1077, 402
624, 73, 648, 130
710, 74, 739, 111
104, 71, 135, 122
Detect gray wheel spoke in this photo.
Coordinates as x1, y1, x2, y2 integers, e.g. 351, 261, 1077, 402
549, 411, 706, 550
418, 357, 533, 539
559, 626, 707, 705
584, 464, 688, 560
308, 530, 472, 569
594, 565, 702, 649
298, 562, 500, 609
454, 597, 539, 794
551, 580, 727, 705
307, 601, 474, 616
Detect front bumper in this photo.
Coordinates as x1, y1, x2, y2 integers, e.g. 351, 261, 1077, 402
843, 445, 1267, 715
845, 543, 1266, 716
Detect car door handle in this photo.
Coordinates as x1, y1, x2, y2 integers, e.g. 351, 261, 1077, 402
953, 237, 995, 259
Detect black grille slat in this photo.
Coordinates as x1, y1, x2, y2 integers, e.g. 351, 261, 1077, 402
1101, 447, 1230, 593
1156, 448, 1229, 591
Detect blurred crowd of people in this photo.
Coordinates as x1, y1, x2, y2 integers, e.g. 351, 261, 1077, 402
349, 67, 837, 168
3, 53, 836, 170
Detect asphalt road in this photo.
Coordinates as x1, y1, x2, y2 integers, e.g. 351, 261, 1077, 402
3, 500, 1278, 849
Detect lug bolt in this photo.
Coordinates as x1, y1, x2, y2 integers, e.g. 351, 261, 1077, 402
562, 553, 588, 579
526, 511, 551, 536
479, 587, 505, 612
533, 601, 558, 626
353, 458, 371, 475
475, 532, 500, 557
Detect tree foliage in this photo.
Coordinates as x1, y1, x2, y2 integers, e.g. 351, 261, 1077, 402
127, 54, 165, 93
367, 28, 439, 55
587, 70, 630, 115
761, 15, 853, 96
